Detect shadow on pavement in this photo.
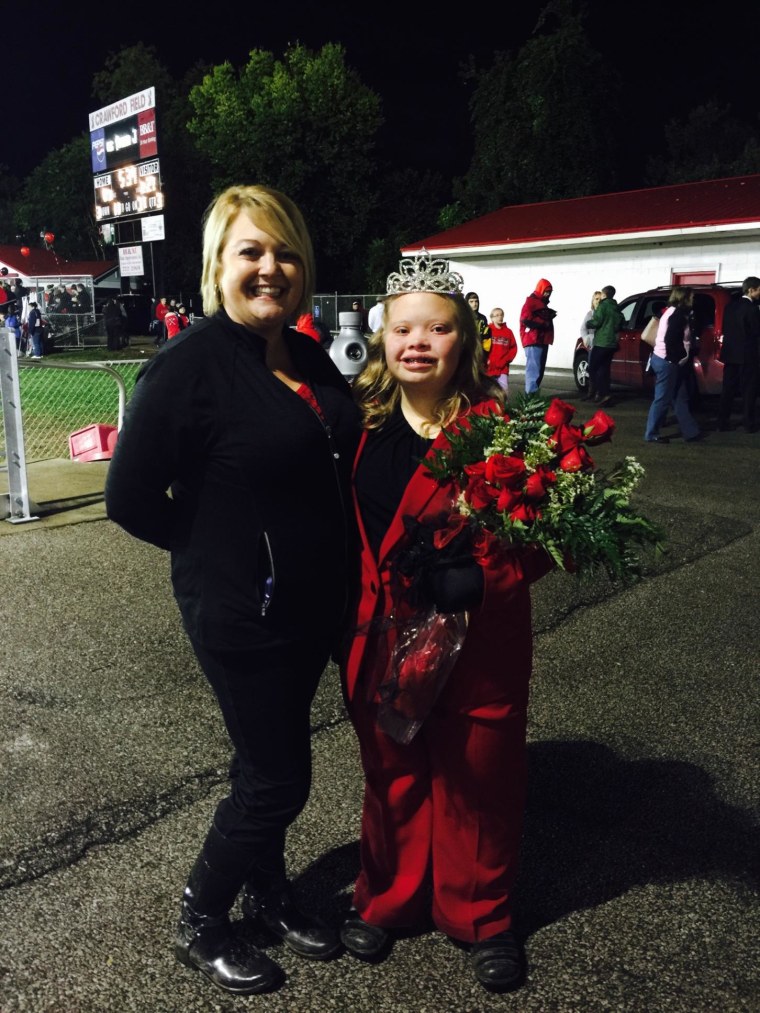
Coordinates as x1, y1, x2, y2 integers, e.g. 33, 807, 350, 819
516, 739, 756, 936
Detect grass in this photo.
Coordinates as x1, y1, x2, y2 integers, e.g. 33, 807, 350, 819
12, 359, 146, 461
51, 343, 156, 363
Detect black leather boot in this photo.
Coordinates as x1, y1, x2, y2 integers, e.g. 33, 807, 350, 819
470, 930, 525, 993
242, 881, 341, 960
175, 836, 284, 995
175, 897, 284, 995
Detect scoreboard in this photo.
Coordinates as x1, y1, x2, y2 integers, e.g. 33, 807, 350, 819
94, 159, 164, 221
89, 88, 163, 223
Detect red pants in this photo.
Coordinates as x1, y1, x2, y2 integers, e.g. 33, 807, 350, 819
346, 690, 530, 943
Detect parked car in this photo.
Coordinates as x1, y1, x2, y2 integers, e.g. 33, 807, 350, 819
572, 283, 742, 396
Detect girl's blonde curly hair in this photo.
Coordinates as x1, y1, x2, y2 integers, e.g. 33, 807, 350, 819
353, 291, 503, 431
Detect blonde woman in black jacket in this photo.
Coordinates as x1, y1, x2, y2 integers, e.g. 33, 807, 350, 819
106, 185, 360, 996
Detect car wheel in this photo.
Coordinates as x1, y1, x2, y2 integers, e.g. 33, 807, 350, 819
574, 351, 589, 391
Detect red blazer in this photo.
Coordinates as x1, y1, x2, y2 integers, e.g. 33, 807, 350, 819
343, 403, 553, 711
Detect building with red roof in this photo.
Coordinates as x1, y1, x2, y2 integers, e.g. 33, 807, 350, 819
401, 174, 760, 372
0, 245, 119, 333
0, 245, 117, 287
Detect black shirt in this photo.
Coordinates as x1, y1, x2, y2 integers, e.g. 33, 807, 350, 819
356, 405, 433, 559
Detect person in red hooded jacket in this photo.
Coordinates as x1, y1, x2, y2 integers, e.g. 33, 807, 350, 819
519, 279, 556, 394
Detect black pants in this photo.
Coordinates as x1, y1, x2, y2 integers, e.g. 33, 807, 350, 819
190, 636, 331, 884
588, 345, 616, 398
718, 361, 758, 429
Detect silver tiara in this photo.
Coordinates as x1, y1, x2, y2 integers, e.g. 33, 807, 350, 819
386, 249, 464, 295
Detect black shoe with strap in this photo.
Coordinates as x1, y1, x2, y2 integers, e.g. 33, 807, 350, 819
470, 930, 525, 993
339, 908, 391, 962
242, 882, 341, 960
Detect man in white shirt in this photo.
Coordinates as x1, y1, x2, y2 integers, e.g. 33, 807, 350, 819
367, 296, 385, 333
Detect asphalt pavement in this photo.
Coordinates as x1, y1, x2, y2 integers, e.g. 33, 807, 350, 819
0, 373, 757, 1013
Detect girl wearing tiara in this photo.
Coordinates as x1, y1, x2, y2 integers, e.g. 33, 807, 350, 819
339, 259, 553, 993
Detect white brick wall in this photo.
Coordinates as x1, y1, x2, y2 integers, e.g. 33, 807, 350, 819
445, 232, 759, 371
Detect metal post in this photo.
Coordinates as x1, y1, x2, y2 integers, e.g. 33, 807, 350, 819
149, 241, 156, 298
0, 326, 39, 523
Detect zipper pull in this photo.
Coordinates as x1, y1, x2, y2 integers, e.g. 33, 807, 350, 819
261, 575, 273, 616
323, 423, 340, 459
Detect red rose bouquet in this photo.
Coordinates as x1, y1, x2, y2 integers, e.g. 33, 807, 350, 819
376, 393, 663, 744
423, 393, 661, 577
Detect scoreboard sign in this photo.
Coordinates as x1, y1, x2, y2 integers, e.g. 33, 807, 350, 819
90, 109, 157, 173
94, 159, 164, 221
89, 86, 157, 173
118, 245, 145, 277
89, 87, 163, 221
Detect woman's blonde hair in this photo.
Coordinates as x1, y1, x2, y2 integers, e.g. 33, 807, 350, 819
591, 290, 603, 307
200, 184, 315, 317
353, 291, 502, 430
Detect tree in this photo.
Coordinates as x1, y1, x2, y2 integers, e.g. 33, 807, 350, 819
188, 43, 383, 288
360, 167, 450, 291
645, 101, 760, 186
91, 42, 177, 109
0, 165, 20, 244
449, 0, 621, 220
14, 136, 102, 260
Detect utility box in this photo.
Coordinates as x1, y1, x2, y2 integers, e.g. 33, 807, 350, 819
69, 424, 118, 462
328, 311, 368, 382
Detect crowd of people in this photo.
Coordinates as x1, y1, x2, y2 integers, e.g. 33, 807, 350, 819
0, 280, 93, 316
0, 279, 97, 358
41, 282, 92, 314
0, 280, 47, 358
577, 277, 760, 442
152, 296, 191, 345
0, 278, 27, 313
504, 274, 758, 443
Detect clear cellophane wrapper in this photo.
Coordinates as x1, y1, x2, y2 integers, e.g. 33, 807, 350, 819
376, 608, 468, 745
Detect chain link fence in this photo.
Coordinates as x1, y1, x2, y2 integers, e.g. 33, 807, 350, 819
46, 311, 102, 348
0, 360, 143, 464
2, 293, 379, 470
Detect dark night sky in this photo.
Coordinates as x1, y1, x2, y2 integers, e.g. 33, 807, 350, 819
9, 0, 760, 189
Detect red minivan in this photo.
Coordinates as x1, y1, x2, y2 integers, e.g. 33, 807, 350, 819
573, 284, 741, 396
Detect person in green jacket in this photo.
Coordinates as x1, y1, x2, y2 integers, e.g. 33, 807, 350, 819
585, 285, 624, 405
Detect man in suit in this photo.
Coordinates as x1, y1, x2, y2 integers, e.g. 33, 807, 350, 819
717, 276, 760, 432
